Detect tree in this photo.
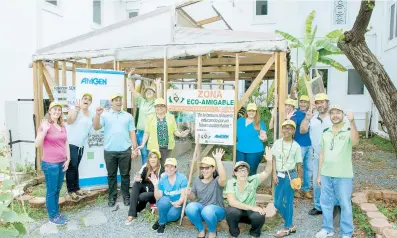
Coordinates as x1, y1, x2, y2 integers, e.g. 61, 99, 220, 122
337, 0, 397, 152
275, 10, 347, 100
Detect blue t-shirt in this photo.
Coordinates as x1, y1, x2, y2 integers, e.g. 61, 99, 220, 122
291, 110, 311, 147
158, 172, 188, 202
236, 117, 267, 153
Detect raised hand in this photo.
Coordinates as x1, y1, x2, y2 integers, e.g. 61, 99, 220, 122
286, 110, 296, 120
96, 106, 104, 116
346, 111, 354, 122
148, 173, 159, 186
264, 146, 272, 162
40, 119, 51, 133
154, 78, 161, 87
305, 105, 314, 120
212, 148, 225, 161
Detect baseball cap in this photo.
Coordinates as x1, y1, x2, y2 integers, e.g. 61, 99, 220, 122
149, 149, 161, 159
285, 98, 296, 107
329, 105, 344, 113
314, 93, 329, 101
282, 120, 296, 129
110, 93, 123, 101
234, 161, 250, 171
155, 98, 166, 106
82, 93, 93, 99
247, 103, 257, 111
164, 158, 177, 167
49, 102, 63, 110
200, 157, 216, 167
299, 95, 309, 102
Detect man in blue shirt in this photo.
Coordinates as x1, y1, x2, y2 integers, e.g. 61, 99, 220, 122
93, 93, 138, 207
291, 95, 313, 199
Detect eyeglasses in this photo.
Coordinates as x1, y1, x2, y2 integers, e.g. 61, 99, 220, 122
200, 166, 211, 171
235, 167, 248, 173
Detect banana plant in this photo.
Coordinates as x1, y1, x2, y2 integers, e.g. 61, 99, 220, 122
274, 10, 347, 98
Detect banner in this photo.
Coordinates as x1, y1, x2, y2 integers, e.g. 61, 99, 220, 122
73, 69, 124, 189
167, 89, 235, 145
53, 86, 76, 120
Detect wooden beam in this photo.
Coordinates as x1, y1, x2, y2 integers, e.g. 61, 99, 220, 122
134, 65, 267, 74
41, 63, 55, 101
167, 72, 258, 80
54, 61, 59, 86
86, 58, 91, 68
61, 61, 66, 86
178, 8, 201, 28
278, 52, 288, 135
33, 62, 40, 172
212, 5, 232, 30
37, 61, 44, 171
274, 53, 279, 142
197, 16, 221, 26
72, 63, 76, 86
163, 51, 168, 100
197, 56, 202, 89
237, 55, 275, 111
233, 54, 239, 166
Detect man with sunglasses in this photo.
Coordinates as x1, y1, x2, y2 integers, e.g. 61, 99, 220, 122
315, 105, 358, 238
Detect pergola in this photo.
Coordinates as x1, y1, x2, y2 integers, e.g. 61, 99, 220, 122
32, 0, 289, 171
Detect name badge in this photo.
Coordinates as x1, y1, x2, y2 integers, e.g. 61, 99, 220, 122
277, 172, 285, 178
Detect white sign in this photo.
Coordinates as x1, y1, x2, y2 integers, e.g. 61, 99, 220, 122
53, 86, 76, 113
167, 89, 235, 145
74, 68, 124, 189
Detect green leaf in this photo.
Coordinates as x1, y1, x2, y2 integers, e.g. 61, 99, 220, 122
309, 25, 318, 45
2, 179, 15, 190
1, 210, 19, 222
305, 44, 319, 67
13, 223, 27, 237
297, 75, 308, 96
318, 48, 343, 57
0, 228, 19, 238
318, 57, 347, 72
326, 29, 343, 39
0, 193, 13, 201
305, 11, 316, 37
275, 30, 303, 47
315, 38, 340, 52
16, 214, 34, 223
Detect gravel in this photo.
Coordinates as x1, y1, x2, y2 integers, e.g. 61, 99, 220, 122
27, 148, 396, 238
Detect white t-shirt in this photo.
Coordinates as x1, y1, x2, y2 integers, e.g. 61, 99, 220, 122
66, 110, 94, 147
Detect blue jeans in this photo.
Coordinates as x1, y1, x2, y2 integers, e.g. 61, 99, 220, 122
185, 202, 226, 233
157, 196, 182, 225
236, 151, 264, 176
41, 161, 65, 219
136, 130, 148, 165
274, 171, 296, 228
320, 176, 354, 237
301, 146, 313, 192
313, 152, 322, 211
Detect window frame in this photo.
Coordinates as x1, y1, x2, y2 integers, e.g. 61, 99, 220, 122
310, 67, 330, 94
252, 0, 276, 25
43, 0, 63, 16
385, 0, 397, 51
92, 0, 103, 26
127, 10, 139, 19
346, 68, 365, 96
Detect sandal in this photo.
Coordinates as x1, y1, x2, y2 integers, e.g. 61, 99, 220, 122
274, 229, 290, 237
124, 216, 136, 225
289, 225, 296, 233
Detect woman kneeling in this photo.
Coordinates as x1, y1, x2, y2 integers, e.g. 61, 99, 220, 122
185, 148, 227, 238
150, 158, 187, 234
125, 149, 161, 225
224, 148, 273, 238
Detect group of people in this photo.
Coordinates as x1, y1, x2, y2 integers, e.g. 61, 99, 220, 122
34, 71, 358, 238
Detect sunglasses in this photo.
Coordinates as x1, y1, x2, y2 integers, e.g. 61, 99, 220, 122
200, 166, 211, 171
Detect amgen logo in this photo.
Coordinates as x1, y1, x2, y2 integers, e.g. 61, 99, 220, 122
215, 134, 229, 139
81, 77, 107, 85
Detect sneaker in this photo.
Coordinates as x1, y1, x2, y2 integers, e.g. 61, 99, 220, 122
303, 191, 313, 199
125, 217, 136, 225
49, 215, 67, 225
124, 197, 130, 206
76, 190, 87, 196
152, 220, 160, 230
157, 224, 165, 234
308, 208, 323, 216
59, 214, 69, 222
315, 229, 334, 238
108, 199, 116, 207
69, 192, 79, 201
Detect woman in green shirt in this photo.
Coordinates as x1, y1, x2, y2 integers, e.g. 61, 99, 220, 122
224, 148, 273, 238
271, 120, 303, 237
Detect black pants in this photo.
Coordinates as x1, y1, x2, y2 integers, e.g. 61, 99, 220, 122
159, 147, 171, 173
128, 182, 155, 217
66, 144, 84, 193
104, 148, 132, 201
226, 207, 266, 237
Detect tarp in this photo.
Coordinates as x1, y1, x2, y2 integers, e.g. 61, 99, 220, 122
33, 5, 287, 62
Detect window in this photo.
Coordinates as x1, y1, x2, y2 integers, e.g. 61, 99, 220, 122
390, 3, 396, 40
45, 0, 58, 6
347, 69, 364, 95
255, 0, 268, 16
311, 68, 328, 94
128, 11, 138, 19
93, 0, 102, 25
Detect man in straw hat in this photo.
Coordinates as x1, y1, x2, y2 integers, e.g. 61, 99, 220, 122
315, 105, 358, 238
93, 93, 138, 207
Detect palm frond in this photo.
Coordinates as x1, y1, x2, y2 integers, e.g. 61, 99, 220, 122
275, 30, 303, 47
305, 11, 316, 37
326, 29, 344, 39
315, 38, 340, 53
318, 57, 347, 72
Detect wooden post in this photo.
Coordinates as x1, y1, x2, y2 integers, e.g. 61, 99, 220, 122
54, 61, 59, 86
274, 53, 279, 142
37, 61, 45, 172
163, 47, 168, 100
233, 53, 239, 166
365, 111, 369, 138
72, 63, 76, 86
33, 62, 40, 173
62, 61, 67, 86
86, 58, 91, 68
197, 56, 202, 89
278, 52, 287, 137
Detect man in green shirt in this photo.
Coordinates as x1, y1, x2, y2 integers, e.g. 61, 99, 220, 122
315, 105, 359, 238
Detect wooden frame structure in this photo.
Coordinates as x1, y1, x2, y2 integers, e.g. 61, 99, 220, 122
32, 51, 288, 171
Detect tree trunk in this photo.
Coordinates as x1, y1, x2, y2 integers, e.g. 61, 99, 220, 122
338, 0, 397, 153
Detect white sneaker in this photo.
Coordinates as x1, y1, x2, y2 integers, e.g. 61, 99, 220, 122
315, 229, 334, 238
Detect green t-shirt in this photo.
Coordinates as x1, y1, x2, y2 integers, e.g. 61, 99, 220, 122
136, 96, 155, 131
320, 123, 353, 178
223, 175, 260, 206
271, 139, 302, 172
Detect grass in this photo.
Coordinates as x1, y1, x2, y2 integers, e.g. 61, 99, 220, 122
26, 182, 67, 197
352, 205, 374, 237
354, 134, 395, 153
11, 200, 47, 221
140, 210, 157, 223
262, 213, 283, 231
369, 198, 397, 223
